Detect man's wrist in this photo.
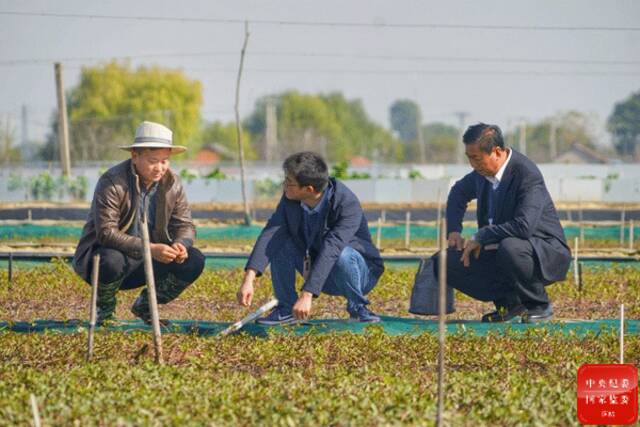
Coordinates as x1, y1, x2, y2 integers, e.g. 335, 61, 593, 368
300, 291, 314, 299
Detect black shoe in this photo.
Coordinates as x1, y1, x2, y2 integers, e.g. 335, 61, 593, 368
481, 304, 526, 323
131, 297, 171, 328
522, 304, 553, 323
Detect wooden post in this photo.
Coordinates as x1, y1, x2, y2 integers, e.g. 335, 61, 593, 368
87, 254, 100, 361
573, 237, 579, 288
234, 21, 252, 226
620, 208, 626, 247
30, 394, 41, 427
140, 213, 163, 364
8, 251, 12, 284
577, 262, 583, 293
436, 219, 447, 427
404, 211, 411, 249
629, 220, 634, 251
578, 202, 584, 245
376, 217, 382, 249
54, 62, 71, 178
436, 188, 442, 248
620, 304, 625, 364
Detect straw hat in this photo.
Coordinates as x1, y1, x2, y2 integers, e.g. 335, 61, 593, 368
119, 121, 186, 154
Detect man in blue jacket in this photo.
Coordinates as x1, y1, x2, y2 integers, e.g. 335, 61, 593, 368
435, 123, 571, 323
237, 151, 384, 324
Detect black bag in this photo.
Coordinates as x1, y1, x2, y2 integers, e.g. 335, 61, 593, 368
409, 258, 455, 315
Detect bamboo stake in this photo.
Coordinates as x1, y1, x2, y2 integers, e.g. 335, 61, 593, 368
573, 237, 579, 288
8, 251, 12, 283
629, 220, 634, 251
140, 213, 163, 364
578, 202, 584, 245
404, 211, 411, 248
376, 217, 382, 249
620, 208, 626, 246
381, 209, 386, 224
620, 304, 624, 364
436, 219, 447, 427
87, 254, 100, 361
30, 394, 41, 427
234, 21, 252, 226
436, 189, 442, 248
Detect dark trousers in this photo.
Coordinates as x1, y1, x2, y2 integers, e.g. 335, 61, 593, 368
433, 237, 551, 308
88, 246, 205, 291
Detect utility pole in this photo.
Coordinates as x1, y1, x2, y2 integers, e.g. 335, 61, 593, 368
416, 109, 426, 163
454, 112, 468, 164
549, 120, 557, 161
519, 120, 527, 156
54, 63, 71, 177
265, 97, 277, 163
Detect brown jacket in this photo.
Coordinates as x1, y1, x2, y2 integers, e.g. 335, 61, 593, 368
72, 159, 196, 282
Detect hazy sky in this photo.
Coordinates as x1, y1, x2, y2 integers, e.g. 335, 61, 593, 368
1, 0, 639, 146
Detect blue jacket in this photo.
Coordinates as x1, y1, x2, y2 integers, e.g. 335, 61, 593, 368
446, 149, 571, 282
246, 178, 384, 296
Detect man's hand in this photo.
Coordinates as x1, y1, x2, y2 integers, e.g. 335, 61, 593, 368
237, 269, 257, 307
448, 232, 465, 250
460, 239, 482, 267
171, 242, 188, 264
293, 291, 313, 320
150, 243, 179, 264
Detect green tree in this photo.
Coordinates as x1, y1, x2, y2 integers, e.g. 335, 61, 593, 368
505, 111, 600, 163
42, 61, 202, 161
422, 122, 458, 163
197, 121, 257, 161
608, 90, 640, 160
244, 91, 402, 162
389, 100, 419, 142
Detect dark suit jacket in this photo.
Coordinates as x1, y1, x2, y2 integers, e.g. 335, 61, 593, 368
446, 149, 571, 282
246, 178, 384, 296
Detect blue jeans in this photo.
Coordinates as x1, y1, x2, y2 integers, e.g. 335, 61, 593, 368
270, 240, 377, 313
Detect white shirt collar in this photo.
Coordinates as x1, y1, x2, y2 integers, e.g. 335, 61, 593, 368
485, 148, 512, 189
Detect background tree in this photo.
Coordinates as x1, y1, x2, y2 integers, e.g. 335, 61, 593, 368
389, 99, 424, 161
196, 121, 257, 161
608, 90, 640, 160
42, 61, 202, 161
245, 90, 401, 162
505, 111, 600, 163
422, 122, 458, 163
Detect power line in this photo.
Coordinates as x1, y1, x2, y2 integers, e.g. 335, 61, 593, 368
2, 10, 640, 31
184, 67, 640, 76
1, 50, 639, 67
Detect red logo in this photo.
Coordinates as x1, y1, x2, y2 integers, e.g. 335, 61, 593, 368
577, 364, 638, 425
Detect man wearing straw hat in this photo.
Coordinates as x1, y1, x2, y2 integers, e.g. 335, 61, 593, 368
73, 121, 205, 324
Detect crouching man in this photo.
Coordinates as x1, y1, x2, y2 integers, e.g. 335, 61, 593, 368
237, 151, 385, 324
435, 123, 571, 323
72, 121, 205, 324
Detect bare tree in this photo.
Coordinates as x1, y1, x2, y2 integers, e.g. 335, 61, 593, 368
234, 21, 252, 225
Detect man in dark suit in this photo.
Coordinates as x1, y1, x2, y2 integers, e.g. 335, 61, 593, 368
236, 151, 385, 324
435, 123, 571, 322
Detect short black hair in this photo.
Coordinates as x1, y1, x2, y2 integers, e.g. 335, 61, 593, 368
462, 123, 505, 154
282, 151, 329, 192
